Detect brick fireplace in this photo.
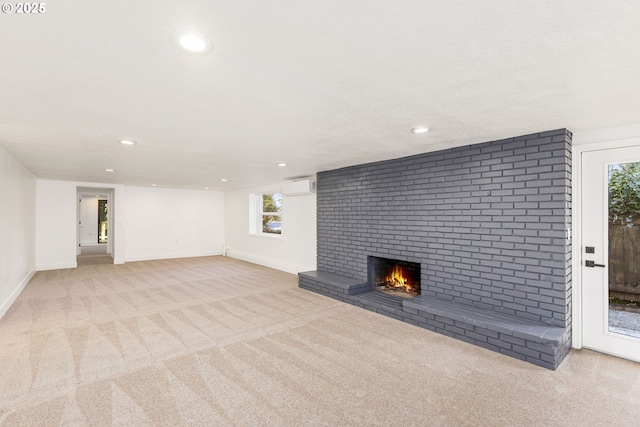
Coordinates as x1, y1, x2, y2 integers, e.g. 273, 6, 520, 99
299, 129, 573, 370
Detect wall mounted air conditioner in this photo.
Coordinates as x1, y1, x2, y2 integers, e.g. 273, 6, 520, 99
282, 179, 316, 196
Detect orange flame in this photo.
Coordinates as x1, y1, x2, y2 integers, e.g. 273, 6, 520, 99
383, 265, 417, 294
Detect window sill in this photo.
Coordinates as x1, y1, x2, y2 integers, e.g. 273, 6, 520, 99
249, 233, 284, 240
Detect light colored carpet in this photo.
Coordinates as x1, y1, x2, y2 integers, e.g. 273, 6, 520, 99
76, 255, 113, 266
77, 245, 112, 266
1, 256, 639, 426
79, 245, 108, 255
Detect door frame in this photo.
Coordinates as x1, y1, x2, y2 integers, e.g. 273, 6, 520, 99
572, 134, 640, 350
76, 186, 116, 260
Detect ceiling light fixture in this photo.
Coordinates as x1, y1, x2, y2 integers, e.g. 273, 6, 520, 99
104, 168, 115, 172
411, 126, 429, 133
277, 163, 287, 167
220, 178, 228, 182
204, 187, 209, 190
172, 29, 214, 54
411, 126, 429, 134
151, 184, 158, 187
120, 139, 137, 145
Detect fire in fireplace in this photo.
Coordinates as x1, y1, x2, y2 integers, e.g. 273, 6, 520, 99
368, 256, 420, 298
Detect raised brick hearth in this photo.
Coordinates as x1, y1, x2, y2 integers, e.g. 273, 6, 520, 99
299, 129, 573, 370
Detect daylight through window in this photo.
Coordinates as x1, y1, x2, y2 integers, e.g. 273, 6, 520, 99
260, 193, 282, 235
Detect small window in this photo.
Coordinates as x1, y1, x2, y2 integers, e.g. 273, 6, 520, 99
259, 193, 282, 235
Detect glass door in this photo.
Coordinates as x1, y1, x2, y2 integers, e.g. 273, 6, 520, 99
98, 199, 108, 244
582, 146, 640, 362
607, 163, 640, 338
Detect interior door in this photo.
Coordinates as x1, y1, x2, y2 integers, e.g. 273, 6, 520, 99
582, 146, 640, 362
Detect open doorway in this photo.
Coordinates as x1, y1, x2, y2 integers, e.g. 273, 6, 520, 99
77, 187, 115, 265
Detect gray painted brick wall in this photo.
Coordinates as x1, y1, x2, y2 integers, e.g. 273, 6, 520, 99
317, 129, 572, 328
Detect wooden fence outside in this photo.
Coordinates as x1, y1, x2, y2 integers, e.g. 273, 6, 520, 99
609, 223, 640, 301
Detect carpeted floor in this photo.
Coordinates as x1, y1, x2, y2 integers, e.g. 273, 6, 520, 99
1, 256, 639, 426
77, 245, 112, 266
76, 255, 114, 266
79, 245, 108, 255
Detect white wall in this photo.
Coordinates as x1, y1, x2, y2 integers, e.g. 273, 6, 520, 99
224, 184, 316, 274
36, 181, 224, 267
36, 181, 111, 269
123, 186, 225, 262
573, 123, 640, 146
36, 181, 121, 269
0, 146, 36, 318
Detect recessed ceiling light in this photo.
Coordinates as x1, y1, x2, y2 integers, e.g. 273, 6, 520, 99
220, 178, 228, 182
151, 184, 158, 187
277, 163, 287, 167
120, 139, 136, 145
204, 187, 209, 190
411, 126, 429, 134
172, 29, 213, 54
104, 168, 115, 172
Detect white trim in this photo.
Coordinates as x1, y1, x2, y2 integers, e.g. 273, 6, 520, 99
250, 191, 284, 237
76, 185, 119, 267
573, 137, 640, 153
572, 145, 583, 349
573, 123, 640, 146
37, 262, 77, 271
249, 233, 284, 241
571, 132, 640, 350
124, 251, 223, 263
0, 269, 35, 320
227, 249, 313, 275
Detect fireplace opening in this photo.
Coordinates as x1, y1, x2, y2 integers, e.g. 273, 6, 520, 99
368, 256, 420, 298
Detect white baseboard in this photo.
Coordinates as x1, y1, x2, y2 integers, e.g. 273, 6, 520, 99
125, 251, 223, 263
0, 268, 36, 320
226, 249, 314, 274
36, 262, 77, 271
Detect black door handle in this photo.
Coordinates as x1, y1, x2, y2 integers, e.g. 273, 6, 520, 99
585, 260, 606, 268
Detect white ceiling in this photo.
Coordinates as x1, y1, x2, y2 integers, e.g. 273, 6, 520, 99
1, 1, 639, 191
